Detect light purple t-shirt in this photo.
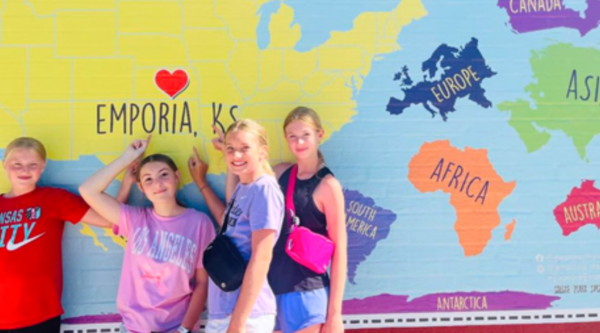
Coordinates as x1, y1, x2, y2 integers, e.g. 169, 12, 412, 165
207, 175, 284, 319
118, 204, 215, 333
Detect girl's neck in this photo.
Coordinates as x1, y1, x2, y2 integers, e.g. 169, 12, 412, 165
296, 154, 321, 179
239, 168, 265, 185
153, 200, 186, 217
5, 185, 37, 198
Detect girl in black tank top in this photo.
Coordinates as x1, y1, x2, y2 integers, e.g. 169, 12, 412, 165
269, 107, 347, 333
269, 165, 332, 293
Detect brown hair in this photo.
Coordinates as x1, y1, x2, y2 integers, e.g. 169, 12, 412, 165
136, 154, 179, 182
283, 106, 325, 164
225, 119, 274, 176
4, 137, 47, 161
136, 153, 187, 207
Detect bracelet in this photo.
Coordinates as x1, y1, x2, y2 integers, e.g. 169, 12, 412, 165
199, 183, 209, 192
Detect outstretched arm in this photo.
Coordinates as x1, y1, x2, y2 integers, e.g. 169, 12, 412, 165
116, 162, 138, 204
189, 146, 226, 225
211, 124, 240, 203
79, 209, 112, 228
79, 137, 150, 224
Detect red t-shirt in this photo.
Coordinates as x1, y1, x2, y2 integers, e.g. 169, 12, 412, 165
0, 187, 89, 329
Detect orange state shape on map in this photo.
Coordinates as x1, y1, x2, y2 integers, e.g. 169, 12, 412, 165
408, 140, 516, 256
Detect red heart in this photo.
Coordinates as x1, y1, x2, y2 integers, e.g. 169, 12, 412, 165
155, 69, 189, 99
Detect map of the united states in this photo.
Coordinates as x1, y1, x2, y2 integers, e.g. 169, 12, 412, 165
0, 0, 427, 248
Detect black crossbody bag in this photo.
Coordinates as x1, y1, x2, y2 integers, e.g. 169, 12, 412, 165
203, 198, 247, 292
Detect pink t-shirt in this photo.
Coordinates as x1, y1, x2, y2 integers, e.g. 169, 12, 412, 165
117, 204, 215, 333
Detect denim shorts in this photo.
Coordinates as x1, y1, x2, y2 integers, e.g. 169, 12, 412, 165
274, 288, 329, 333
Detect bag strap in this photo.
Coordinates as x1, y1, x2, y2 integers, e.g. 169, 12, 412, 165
220, 198, 235, 235
220, 184, 243, 235
286, 165, 298, 228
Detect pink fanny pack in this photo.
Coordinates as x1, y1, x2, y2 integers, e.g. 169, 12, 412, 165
285, 165, 334, 274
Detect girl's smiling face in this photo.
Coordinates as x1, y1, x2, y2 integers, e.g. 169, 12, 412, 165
3, 148, 46, 191
137, 161, 180, 203
285, 120, 323, 160
225, 130, 267, 181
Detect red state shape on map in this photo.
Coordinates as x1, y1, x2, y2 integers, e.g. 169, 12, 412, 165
553, 180, 600, 236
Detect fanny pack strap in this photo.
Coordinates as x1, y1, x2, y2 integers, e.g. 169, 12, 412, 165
286, 165, 298, 228
220, 184, 243, 234
220, 195, 237, 235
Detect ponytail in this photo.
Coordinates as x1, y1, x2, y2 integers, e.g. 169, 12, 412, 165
317, 149, 325, 165
262, 159, 274, 176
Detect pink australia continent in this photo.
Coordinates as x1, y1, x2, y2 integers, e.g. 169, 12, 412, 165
497, 0, 600, 36
553, 180, 600, 236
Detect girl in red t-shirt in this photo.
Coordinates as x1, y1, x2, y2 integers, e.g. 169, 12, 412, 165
0, 137, 112, 333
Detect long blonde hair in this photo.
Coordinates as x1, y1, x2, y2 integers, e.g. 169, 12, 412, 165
4, 137, 47, 161
283, 106, 325, 164
225, 119, 274, 176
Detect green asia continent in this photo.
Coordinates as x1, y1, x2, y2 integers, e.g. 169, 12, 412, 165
498, 43, 600, 159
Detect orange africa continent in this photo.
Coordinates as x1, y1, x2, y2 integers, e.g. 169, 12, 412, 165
408, 140, 516, 256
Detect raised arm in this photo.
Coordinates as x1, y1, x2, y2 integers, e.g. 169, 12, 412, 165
116, 162, 138, 204
79, 137, 150, 225
211, 124, 240, 203
189, 146, 226, 225
79, 209, 113, 228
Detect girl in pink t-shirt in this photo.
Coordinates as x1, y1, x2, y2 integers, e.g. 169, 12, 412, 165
80, 137, 215, 333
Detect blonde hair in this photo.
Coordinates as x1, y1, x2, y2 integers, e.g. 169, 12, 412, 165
4, 137, 47, 161
225, 119, 274, 176
283, 106, 325, 164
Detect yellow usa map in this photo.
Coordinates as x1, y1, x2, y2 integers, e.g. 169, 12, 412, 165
0, 0, 426, 249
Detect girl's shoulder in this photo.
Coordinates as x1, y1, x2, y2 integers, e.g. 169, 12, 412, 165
181, 209, 217, 240
183, 208, 213, 224
257, 174, 283, 190
248, 175, 284, 202
129, 206, 213, 228
122, 204, 153, 220
35, 186, 84, 202
37, 186, 71, 196
314, 173, 343, 201
274, 162, 293, 179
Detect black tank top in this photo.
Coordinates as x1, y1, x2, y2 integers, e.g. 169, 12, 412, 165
268, 165, 332, 294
